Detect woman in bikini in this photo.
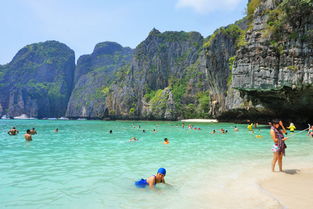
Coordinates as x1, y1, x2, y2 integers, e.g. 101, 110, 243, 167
270, 120, 288, 172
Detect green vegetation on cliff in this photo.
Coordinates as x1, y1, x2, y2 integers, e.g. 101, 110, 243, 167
247, 0, 261, 21
203, 24, 246, 49
0, 41, 75, 118
262, 0, 313, 53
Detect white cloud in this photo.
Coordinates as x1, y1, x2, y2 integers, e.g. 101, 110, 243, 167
176, 0, 243, 14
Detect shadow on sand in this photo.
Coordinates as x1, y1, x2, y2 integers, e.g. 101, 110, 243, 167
283, 169, 300, 175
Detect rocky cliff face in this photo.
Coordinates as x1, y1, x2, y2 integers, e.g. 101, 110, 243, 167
66, 42, 132, 118
0, 41, 75, 118
2, 0, 312, 122
105, 29, 204, 120
231, 0, 313, 122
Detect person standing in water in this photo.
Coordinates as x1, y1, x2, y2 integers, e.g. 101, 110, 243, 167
8, 127, 19, 135
287, 122, 296, 133
247, 123, 254, 133
270, 120, 287, 172
24, 129, 32, 141
29, 128, 37, 135
308, 125, 313, 137
135, 168, 167, 189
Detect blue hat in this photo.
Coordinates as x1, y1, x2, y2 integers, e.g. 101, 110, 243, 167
157, 168, 166, 175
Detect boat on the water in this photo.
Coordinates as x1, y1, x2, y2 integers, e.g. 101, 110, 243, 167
77, 118, 87, 120
14, 114, 36, 120
1, 115, 10, 119
48, 118, 57, 120
58, 117, 69, 120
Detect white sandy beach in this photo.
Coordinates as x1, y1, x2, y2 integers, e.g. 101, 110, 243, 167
181, 119, 218, 123
260, 168, 313, 209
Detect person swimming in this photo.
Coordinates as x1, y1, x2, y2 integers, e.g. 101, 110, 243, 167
129, 137, 138, 142
164, 138, 169, 144
29, 128, 37, 135
8, 127, 19, 135
135, 168, 167, 189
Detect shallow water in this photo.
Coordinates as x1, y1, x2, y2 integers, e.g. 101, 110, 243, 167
1, 120, 313, 209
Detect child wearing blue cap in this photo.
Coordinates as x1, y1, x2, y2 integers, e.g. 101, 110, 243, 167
135, 168, 166, 188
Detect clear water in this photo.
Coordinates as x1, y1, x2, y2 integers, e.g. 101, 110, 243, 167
1, 120, 313, 209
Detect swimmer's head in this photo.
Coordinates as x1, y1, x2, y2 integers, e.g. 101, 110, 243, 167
26, 129, 31, 134
157, 168, 166, 176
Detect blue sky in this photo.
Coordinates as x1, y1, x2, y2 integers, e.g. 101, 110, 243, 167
0, 0, 248, 64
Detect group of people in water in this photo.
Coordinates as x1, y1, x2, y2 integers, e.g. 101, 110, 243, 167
7, 127, 37, 141
6, 120, 313, 189
7, 127, 58, 141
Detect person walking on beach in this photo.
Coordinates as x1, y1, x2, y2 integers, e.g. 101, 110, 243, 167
270, 120, 287, 172
135, 168, 167, 189
8, 127, 19, 135
24, 129, 32, 141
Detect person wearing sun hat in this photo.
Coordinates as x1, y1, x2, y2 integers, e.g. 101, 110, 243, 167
135, 168, 167, 188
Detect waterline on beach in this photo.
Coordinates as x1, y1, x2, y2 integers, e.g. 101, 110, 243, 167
1, 120, 313, 209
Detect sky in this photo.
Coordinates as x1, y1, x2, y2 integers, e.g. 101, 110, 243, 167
0, 0, 248, 64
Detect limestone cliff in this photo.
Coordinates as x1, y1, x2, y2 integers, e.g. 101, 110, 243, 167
231, 0, 313, 122
0, 41, 75, 118
1, 0, 312, 123
105, 29, 204, 120
66, 42, 132, 118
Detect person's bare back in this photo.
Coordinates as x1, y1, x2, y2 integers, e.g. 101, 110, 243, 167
24, 130, 32, 141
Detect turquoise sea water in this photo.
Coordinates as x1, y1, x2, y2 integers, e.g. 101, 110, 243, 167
1, 120, 313, 209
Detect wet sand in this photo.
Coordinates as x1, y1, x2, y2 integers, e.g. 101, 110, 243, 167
260, 168, 313, 209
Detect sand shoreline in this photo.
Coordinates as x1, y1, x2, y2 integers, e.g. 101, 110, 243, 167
260, 168, 313, 209
181, 119, 218, 123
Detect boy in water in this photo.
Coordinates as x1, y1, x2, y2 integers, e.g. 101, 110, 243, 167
24, 129, 32, 141
135, 168, 167, 189
164, 138, 169, 144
